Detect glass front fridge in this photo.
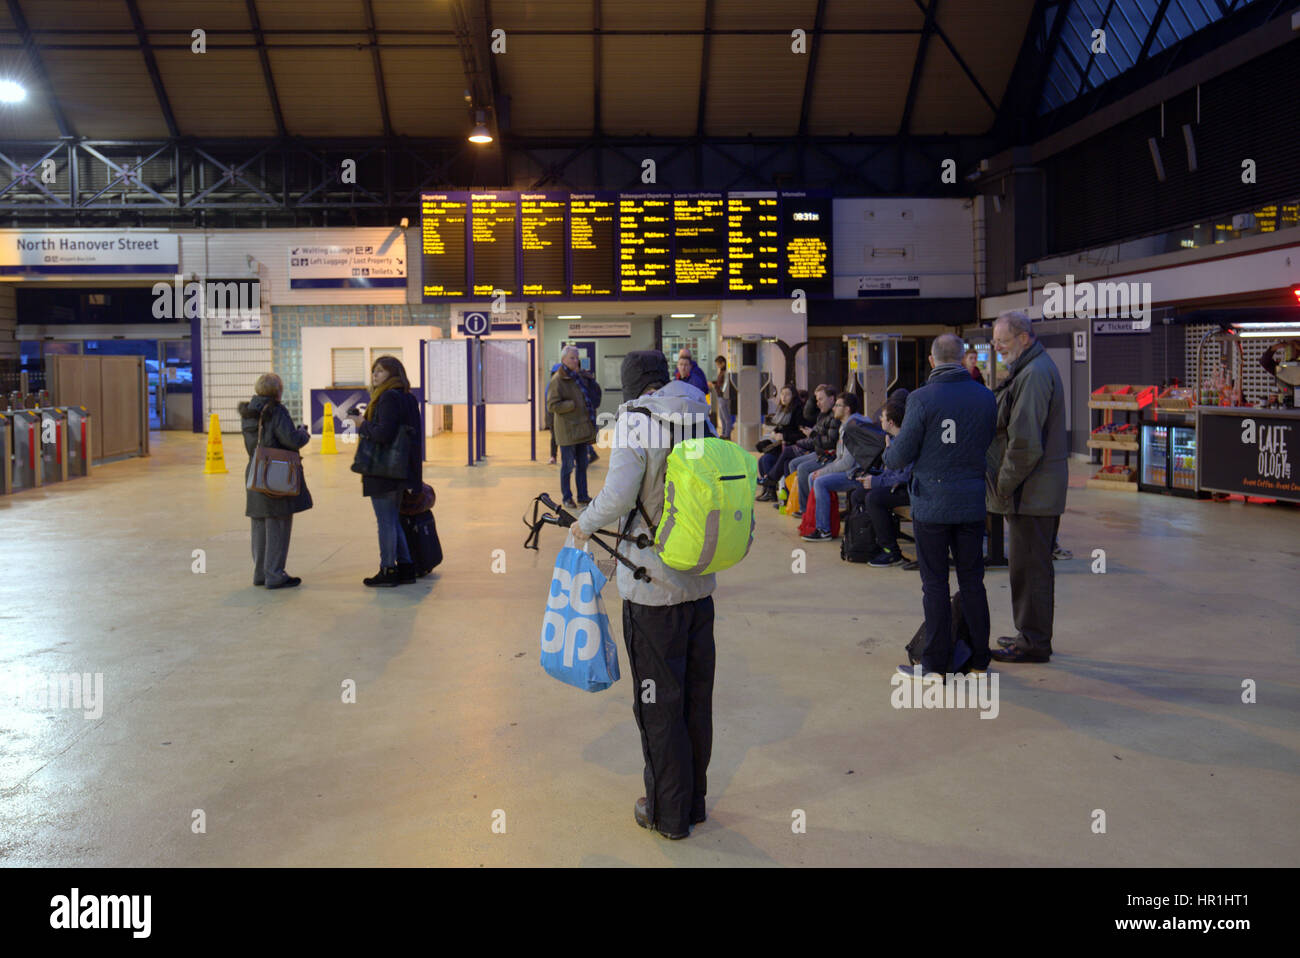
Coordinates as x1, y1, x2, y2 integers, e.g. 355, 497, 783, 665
1139, 412, 1206, 498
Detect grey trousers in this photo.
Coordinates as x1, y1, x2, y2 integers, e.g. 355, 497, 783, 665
1006, 513, 1059, 653
251, 516, 293, 586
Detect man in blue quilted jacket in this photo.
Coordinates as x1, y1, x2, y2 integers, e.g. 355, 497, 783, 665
882, 333, 997, 679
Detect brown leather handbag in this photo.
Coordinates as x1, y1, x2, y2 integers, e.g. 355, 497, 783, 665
247, 403, 302, 498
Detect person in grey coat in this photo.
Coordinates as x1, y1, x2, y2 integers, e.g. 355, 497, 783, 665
238, 373, 312, 589
987, 311, 1069, 664
569, 350, 720, 841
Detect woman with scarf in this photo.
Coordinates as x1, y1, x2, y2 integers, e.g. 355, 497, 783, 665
755, 384, 805, 501
350, 355, 423, 587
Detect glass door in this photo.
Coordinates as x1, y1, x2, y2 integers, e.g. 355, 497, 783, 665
160, 341, 194, 430
1171, 426, 1198, 491
1141, 424, 1168, 488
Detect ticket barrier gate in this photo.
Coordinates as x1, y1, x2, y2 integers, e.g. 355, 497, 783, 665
38, 407, 68, 484
61, 406, 92, 478
8, 408, 41, 491
0, 411, 11, 495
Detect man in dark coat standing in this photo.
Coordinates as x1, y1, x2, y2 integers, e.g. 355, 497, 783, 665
882, 334, 996, 678
987, 311, 1069, 664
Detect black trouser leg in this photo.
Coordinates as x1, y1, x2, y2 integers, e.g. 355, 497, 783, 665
1007, 513, 1058, 653
912, 520, 955, 674
951, 519, 991, 669
621, 597, 716, 834
865, 484, 910, 554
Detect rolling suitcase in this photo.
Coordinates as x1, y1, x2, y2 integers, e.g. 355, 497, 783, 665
401, 508, 443, 576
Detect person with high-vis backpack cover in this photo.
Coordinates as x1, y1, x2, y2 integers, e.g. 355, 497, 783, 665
570, 350, 754, 839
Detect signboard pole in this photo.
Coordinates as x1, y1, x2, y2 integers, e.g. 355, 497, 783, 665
466, 338, 474, 467
418, 339, 428, 464
476, 335, 487, 460
529, 338, 537, 462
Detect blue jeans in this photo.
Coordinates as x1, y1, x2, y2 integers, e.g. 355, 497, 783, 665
790, 453, 821, 508
560, 442, 589, 502
371, 490, 413, 569
912, 519, 991, 673
812, 471, 859, 532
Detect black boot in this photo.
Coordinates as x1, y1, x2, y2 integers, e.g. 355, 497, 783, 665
364, 566, 401, 588
396, 562, 418, 583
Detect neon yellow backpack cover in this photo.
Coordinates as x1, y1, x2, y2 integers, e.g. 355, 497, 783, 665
654, 436, 758, 574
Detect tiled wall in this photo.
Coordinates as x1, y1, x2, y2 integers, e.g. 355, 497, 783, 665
271, 304, 451, 420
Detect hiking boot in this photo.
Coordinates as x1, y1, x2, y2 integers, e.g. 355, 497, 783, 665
634, 798, 689, 840
363, 567, 401, 588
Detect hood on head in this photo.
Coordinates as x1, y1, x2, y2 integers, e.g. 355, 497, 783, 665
620, 379, 712, 421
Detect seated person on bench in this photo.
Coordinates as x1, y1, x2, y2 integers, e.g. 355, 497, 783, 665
802, 392, 868, 542
848, 390, 911, 567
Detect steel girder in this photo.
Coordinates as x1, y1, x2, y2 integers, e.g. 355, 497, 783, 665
0, 135, 990, 227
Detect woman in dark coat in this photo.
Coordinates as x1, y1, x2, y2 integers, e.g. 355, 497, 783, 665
350, 355, 423, 587
755, 384, 806, 500
238, 372, 312, 589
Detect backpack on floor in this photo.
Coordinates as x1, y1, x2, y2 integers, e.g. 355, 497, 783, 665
627, 407, 758, 575
905, 592, 974, 673
840, 496, 877, 562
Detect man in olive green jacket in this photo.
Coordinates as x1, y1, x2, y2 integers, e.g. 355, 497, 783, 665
987, 311, 1068, 663
547, 346, 598, 506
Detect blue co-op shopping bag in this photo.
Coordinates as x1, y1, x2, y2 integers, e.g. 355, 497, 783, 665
540, 537, 621, 692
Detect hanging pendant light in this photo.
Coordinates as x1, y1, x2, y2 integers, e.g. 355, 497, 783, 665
468, 110, 492, 144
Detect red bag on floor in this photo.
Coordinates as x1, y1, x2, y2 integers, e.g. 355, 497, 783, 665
799, 485, 840, 537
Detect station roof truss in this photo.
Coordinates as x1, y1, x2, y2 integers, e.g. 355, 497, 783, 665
0, 0, 1287, 222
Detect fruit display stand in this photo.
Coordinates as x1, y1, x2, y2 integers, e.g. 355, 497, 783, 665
1086, 384, 1149, 492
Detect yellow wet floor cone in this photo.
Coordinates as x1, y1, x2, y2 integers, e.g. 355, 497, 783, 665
320, 402, 339, 455
203, 413, 228, 474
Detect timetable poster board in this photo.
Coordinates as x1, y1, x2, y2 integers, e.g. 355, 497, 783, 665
470, 191, 519, 298
618, 193, 674, 297
569, 192, 617, 297
727, 192, 781, 296
480, 339, 530, 404
421, 192, 469, 299
425, 339, 470, 405
673, 193, 726, 297
782, 191, 833, 297
520, 192, 567, 297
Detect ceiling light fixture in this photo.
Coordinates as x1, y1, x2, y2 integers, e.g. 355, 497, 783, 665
468, 110, 492, 144
0, 80, 26, 103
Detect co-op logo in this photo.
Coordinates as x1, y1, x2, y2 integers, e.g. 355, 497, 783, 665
541, 566, 608, 667
1042, 274, 1152, 328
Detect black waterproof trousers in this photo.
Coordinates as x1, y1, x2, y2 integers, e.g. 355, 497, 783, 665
621, 596, 716, 835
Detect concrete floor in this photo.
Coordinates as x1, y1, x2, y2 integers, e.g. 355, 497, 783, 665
1, 429, 1297, 867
